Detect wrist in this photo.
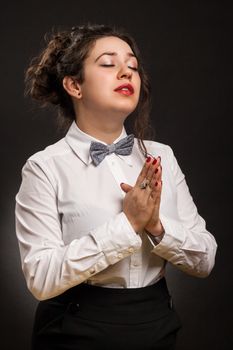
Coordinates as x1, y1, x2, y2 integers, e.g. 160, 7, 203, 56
146, 220, 165, 237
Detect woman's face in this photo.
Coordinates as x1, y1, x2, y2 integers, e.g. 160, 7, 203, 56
77, 36, 141, 119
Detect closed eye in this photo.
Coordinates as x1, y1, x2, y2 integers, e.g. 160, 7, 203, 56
100, 64, 138, 71
100, 64, 114, 67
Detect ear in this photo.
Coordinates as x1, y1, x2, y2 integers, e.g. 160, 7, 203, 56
62, 76, 82, 99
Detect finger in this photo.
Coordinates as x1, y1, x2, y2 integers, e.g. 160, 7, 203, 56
147, 156, 161, 183
150, 179, 163, 201
141, 157, 161, 194
135, 156, 154, 187
136, 155, 161, 188
153, 163, 162, 183
120, 183, 133, 193
143, 171, 161, 198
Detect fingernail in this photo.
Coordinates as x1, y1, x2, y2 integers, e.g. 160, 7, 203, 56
152, 158, 157, 165
146, 156, 151, 163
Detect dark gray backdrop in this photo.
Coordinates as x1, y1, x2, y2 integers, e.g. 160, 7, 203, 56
1, 1, 232, 349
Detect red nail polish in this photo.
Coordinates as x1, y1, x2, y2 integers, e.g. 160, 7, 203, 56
152, 159, 157, 165
155, 168, 158, 173
146, 156, 151, 163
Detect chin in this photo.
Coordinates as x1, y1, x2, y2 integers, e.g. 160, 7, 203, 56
114, 100, 138, 114
112, 108, 136, 119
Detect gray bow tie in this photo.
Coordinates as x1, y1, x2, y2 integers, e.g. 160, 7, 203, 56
90, 134, 134, 166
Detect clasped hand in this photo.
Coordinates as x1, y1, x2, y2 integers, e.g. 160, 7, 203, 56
120, 156, 164, 236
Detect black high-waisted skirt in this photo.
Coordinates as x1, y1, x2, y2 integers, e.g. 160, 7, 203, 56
31, 277, 182, 350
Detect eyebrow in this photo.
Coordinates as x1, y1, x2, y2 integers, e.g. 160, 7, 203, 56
94, 51, 136, 62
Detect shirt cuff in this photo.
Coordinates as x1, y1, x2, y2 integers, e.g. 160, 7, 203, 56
149, 213, 207, 259
90, 212, 142, 265
146, 231, 165, 246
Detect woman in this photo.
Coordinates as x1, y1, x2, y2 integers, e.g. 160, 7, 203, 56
15, 23, 217, 350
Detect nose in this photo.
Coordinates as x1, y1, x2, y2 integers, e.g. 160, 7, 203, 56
117, 65, 132, 80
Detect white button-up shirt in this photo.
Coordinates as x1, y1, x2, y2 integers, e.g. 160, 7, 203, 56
15, 121, 217, 301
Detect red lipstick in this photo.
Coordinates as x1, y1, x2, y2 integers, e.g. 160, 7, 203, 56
114, 83, 134, 95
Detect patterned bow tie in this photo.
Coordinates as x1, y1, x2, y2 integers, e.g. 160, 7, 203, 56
89, 134, 134, 166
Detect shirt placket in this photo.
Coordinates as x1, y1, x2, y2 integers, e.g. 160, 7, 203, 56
129, 249, 142, 287
106, 154, 142, 288
105, 154, 129, 197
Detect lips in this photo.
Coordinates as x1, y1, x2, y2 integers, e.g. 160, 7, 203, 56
114, 83, 134, 95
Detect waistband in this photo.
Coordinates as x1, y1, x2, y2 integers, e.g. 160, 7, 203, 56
52, 277, 169, 304
47, 278, 172, 324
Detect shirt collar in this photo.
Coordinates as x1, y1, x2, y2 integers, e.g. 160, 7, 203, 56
65, 121, 134, 166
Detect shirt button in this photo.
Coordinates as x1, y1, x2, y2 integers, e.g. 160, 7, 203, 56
128, 247, 134, 253
117, 253, 123, 259
89, 268, 96, 274
133, 261, 139, 267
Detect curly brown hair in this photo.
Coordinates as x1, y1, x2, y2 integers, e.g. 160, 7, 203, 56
25, 23, 155, 158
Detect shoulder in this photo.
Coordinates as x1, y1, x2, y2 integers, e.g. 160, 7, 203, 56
27, 137, 70, 164
18, 135, 75, 193
20, 137, 71, 185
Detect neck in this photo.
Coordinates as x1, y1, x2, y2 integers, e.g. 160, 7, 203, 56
75, 112, 126, 144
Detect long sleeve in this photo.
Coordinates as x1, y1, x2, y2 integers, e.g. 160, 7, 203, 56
15, 160, 142, 301
149, 145, 217, 277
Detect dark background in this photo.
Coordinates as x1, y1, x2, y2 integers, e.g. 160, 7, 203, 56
0, 1, 232, 349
